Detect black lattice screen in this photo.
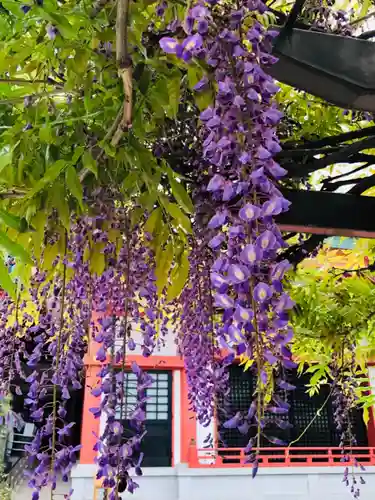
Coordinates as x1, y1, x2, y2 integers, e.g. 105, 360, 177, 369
218, 365, 368, 449
117, 370, 172, 466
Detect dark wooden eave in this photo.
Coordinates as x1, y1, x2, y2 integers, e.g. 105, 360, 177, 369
278, 189, 375, 238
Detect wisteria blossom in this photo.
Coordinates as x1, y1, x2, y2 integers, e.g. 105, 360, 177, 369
160, 0, 295, 473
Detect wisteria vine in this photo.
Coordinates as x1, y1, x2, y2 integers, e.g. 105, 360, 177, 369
160, 0, 295, 473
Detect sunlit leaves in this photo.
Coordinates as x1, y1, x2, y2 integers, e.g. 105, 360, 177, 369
0, 209, 30, 233
0, 153, 11, 172
0, 257, 16, 299
66, 165, 84, 211
53, 182, 70, 231
25, 160, 68, 200
82, 151, 98, 179
155, 239, 174, 294
164, 202, 192, 234
166, 250, 189, 301
144, 207, 162, 234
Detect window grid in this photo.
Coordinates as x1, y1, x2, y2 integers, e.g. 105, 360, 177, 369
218, 365, 368, 449
115, 371, 170, 421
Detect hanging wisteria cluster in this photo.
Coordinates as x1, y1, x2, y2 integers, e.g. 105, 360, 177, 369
0, 202, 174, 499
1, 0, 362, 498
331, 346, 366, 499
160, 0, 295, 472
177, 238, 230, 428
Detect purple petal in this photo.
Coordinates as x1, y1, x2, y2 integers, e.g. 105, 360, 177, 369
159, 37, 179, 54
214, 293, 234, 309
239, 203, 260, 222
223, 412, 242, 429
208, 211, 227, 229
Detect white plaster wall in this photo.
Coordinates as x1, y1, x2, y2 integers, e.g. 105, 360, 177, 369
70, 464, 96, 500
196, 415, 215, 465
66, 464, 375, 500
13, 480, 71, 500
114, 323, 178, 357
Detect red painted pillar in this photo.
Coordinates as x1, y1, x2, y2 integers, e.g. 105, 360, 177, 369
180, 370, 197, 463
80, 365, 100, 464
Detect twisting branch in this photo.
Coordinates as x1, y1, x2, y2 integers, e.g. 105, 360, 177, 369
90, 0, 111, 18
330, 263, 375, 277
0, 189, 28, 199
322, 162, 371, 186
350, 10, 375, 26
79, 103, 124, 182
279, 0, 307, 38
0, 77, 63, 87
283, 136, 375, 177
111, 0, 132, 147
282, 125, 375, 150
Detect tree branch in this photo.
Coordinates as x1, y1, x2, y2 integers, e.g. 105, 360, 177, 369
0, 77, 62, 87
322, 162, 371, 185
90, 0, 110, 18
284, 136, 375, 177
111, 0, 132, 147
79, 104, 124, 182
0, 189, 28, 199
330, 263, 375, 277
0, 90, 72, 105
282, 125, 375, 150
350, 10, 375, 26
346, 173, 375, 195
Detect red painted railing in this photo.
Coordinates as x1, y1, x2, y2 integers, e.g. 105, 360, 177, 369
188, 447, 375, 468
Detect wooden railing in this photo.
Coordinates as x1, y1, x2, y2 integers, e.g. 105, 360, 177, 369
188, 446, 375, 468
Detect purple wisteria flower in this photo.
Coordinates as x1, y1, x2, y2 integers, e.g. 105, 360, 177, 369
239, 203, 261, 222
214, 293, 234, 309
227, 264, 249, 284
240, 244, 262, 265
46, 24, 59, 40
159, 0, 295, 477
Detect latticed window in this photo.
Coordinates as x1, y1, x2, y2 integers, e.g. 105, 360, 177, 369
218, 364, 368, 449
116, 370, 172, 466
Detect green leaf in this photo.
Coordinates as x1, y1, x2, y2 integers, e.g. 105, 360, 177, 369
72, 146, 85, 164
0, 152, 11, 173
0, 258, 16, 299
39, 11, 76, 39
42, 242, 59, 271
168, 176, 194, 214
195, 89, 214, 111
26, 160, 68, 200
39, 126, 54, 144
165, 202, 192, 234
53, 183, 70, 230
82, 151, 98, 178
359, 0, 371, 18
166, 76, 181, 118
66, 165, 84, 211
89, 243, 106, 276
144, 207, 162, 234
155, 240, 174, 294
187, 65, 203, 90
0, 230, 32, 264
166, 251, 189, 301
31, 211, 47, 261
0, 209, 30, 233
